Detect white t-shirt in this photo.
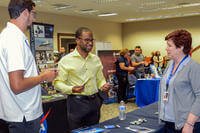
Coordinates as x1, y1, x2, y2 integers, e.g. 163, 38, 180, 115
0, 22, 43, 122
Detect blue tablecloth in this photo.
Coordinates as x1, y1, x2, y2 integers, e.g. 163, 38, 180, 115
72, 102, 164, 133
135, 78, 160, 107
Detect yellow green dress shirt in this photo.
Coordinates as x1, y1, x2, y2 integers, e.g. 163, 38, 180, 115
53, 48, 106, 95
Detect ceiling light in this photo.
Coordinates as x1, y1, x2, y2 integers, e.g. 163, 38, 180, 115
126, 12, 200, 22
98, 13, 118, 17
138, 2, 200, 12
33, 0, 41, 3
52, 4, 73, 10
93, 0, 119, 4
141, 1, 166, 6
80, 9, 99, 14
181, 2, 200, 7
161, 2, 200, 10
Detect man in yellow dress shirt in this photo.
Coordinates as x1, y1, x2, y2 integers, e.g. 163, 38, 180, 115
54, 27, 110, 132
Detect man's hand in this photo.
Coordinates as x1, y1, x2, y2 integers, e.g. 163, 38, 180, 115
100, 83, 111, 92
41, 69, 58, 82
72, 85, 84, 93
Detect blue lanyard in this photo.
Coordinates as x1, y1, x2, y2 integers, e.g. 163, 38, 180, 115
166, 55, 188, 91
25, 39, 40, 74
25, 39, 30, 48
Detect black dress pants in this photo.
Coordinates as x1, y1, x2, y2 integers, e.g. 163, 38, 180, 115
0, 117, 40, 133
116, 74, 128, 103
66, 94, 102, 132
0, 119, 9, 133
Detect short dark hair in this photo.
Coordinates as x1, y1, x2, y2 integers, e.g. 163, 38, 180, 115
165, 29, 192, 55
75, 27, 92, 38
8, 0, 35, 19
135, 46, 141, 49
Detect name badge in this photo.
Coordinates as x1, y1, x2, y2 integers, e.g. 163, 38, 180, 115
163, 91, 169, 102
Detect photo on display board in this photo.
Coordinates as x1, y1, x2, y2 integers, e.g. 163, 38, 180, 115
35, 50, 54, 71
30, 22, 55, 72
35, 38, 53, 51
34, 25, 45, 38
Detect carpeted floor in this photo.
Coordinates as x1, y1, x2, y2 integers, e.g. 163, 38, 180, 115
100, 99, 138, 122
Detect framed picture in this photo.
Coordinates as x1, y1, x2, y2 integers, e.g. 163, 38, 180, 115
57, 33, 76, 53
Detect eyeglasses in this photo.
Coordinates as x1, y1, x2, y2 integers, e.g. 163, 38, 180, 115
78, 37, 95, 43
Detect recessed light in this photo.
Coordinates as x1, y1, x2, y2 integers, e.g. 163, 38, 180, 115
33, 0, 41, 3
52, 4, 73, 10
98, 13, 118, 17
80, 9, 99, 14
93, 0, 119, 4
126, 11, 200, 22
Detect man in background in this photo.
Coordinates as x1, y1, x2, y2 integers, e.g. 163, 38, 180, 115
54, 27, 110, 132
0, 0, 57, 132
69, 48, 75, 53
131, 46, 145, 78
59, 46, 67, 57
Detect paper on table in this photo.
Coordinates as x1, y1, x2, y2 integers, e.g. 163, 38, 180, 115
125, 125, 155, 133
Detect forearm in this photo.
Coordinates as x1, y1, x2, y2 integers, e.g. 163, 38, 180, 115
53, 80, 73, 94
9, 69, 57, 94
121, 66, 131, 71
132, 62, 142, 67
9, 75, 45, 94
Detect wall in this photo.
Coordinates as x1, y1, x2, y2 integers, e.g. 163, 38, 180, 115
122, 16, 200, 63
0, 6, 8, 31
0, 6, 122, 51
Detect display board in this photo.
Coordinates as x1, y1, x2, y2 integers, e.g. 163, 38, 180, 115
30, 22, 54, 71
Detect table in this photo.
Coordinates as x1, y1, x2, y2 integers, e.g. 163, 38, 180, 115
135, 78, 160, 107
73, 102, 164, 133
42, 96, 68, 133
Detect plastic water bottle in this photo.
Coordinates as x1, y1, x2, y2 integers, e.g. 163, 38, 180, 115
119, 100, 126, 120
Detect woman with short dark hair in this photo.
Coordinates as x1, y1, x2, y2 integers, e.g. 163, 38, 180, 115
159, 29, 200, 133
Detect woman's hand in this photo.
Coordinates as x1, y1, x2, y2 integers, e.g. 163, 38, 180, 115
182, 123, 193, 133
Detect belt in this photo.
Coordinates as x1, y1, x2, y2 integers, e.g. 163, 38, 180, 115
70, 93, 98, 100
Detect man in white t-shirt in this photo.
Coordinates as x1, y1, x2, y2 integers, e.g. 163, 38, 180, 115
0, 0, 58, 133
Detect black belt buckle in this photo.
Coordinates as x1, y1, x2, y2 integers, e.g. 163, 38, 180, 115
88, 93, 97, 99
72, 94, 97, 100
75, 95, 83, 99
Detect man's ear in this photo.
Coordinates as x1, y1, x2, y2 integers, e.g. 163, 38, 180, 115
75, 38, 79, 43
21, 9, 29, 17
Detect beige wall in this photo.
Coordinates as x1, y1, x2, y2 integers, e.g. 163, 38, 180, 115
0, 6, 122, 51
0, 6, 9, 31
122, 16, 200, 63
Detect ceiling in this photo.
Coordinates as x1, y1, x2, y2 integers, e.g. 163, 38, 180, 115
0, 0, 200, 23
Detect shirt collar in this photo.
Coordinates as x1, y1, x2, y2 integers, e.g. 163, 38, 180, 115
71, 48, 92, 59
167, 55, 191, 75
7, 22, 27, 40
